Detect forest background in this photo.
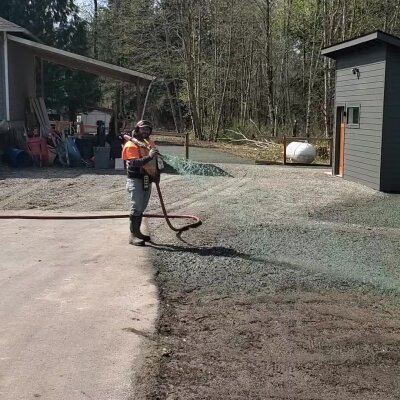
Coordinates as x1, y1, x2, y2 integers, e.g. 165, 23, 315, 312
2, 0, 399, 140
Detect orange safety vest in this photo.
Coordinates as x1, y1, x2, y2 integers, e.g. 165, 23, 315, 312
121, 139, 157, 177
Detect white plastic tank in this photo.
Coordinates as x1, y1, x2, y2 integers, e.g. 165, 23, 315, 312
286, 141, 316, 164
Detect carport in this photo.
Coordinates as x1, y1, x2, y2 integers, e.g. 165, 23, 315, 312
0, 17, 154, 135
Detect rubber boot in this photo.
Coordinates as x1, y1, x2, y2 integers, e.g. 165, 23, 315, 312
137, 215, 151, 242
129, 215, 145, 246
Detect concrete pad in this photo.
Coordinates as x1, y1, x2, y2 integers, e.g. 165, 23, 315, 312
0, 215, 157, 400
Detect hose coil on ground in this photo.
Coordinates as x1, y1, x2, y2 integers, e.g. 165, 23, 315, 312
0, 183, 202, 234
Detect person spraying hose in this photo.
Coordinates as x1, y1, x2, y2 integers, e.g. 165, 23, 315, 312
0, 118, 201, 234
121, 120, 162, 246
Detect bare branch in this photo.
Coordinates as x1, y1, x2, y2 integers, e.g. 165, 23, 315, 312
225, 129, 274, 148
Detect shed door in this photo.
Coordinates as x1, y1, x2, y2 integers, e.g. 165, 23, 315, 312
339, 120, 345, 176
336, 107, 345, 176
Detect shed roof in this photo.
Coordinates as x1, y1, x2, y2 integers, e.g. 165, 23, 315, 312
322, 30, 400, 59
8, 34, 155, 83
0, 17, 38, 41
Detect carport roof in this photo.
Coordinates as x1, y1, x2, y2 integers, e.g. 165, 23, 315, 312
0, 17, 39, 41
322, 30, 400, 59
7, 34, 155, 83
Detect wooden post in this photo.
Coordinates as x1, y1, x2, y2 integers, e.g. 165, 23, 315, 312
40, 58, 45, 99
329, 137, 333, 167
185, 132, 189, 160
4, 32, 10, 121
112, 102, 118, 138
283, 135, 287, 165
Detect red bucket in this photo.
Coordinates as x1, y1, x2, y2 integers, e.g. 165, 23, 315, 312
26, 137, 49, 165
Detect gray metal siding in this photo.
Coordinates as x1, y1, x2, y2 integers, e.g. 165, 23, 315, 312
0, 36, 5, 120
8, 41, 35, 121
381, 46, 400, 192
335, 45, 385, 190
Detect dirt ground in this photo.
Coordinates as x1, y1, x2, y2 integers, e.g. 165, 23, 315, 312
1, 162, 399, 400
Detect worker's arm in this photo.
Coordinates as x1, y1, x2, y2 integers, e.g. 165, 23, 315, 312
126, 156, 152, 168
126, 148, 159, 167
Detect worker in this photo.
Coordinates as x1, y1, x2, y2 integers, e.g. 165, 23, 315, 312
121, 120, 161, 246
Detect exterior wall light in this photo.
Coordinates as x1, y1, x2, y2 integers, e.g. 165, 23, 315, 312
352, 67, 360, 79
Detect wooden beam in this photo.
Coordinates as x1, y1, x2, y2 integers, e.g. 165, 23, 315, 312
8, 34, 155, 83
40, 58, 44, 98
185, 132, 189, 160
4, 32, 10, 120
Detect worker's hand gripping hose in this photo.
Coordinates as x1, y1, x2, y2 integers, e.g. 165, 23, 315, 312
0, 182, 202, 234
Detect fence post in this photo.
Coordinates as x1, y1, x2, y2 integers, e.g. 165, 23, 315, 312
185, 132, 189, 160
283, 135, 287, 165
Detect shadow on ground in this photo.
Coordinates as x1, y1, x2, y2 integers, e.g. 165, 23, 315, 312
147, 242, 264, 262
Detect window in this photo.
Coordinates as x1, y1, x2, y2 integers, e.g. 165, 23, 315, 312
346, 105, 360, 127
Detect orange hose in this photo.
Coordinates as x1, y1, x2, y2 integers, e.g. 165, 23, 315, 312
0, 183, 202, 234
152, 182, 202, 232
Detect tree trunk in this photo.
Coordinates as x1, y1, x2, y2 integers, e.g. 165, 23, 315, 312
93, 0, 98, 58
179, 1, 202, 139
305, 2, 322, 138
263, 0, 276, 134
165, 81, 180, 133
214, 4, 234, 141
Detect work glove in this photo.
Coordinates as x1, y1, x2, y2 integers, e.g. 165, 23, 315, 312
149, 148, 160, 159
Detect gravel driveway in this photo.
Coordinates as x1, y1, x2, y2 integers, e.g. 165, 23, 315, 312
1, 164, 399, 399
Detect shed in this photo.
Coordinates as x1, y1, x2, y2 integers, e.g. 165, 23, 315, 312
322, 31, 400, 193
0, 17, 155, 142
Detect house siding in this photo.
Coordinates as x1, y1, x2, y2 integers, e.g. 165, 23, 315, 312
8, 40, 35, 121
381, 45, 400, 192
0, 35, 5, 120
335, 45, 386, 190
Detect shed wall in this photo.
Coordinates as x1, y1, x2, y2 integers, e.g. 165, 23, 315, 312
335, 45, 386, 190
0, 35, 6, 120
381, 45, 400, 192
8, 40, 35, 121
